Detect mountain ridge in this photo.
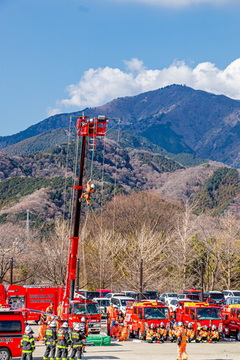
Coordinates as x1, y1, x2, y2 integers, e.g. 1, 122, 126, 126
1, 85, 240, 166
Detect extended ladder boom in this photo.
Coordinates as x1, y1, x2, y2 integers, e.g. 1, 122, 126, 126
63, 115, 108, 305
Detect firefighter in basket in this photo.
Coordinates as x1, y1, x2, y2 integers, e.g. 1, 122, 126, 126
80, 179, 95, 206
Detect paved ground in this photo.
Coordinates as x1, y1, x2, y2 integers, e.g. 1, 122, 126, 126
24, 324, 240, 360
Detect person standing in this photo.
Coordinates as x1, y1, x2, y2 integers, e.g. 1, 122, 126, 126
69, 323, 85, 360
176, 322, 188, 360
43, 320, 57, 360
21, 325, 35, 360
56, 322, 70, 360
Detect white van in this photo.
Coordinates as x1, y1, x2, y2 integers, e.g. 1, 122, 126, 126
110, 296, 134, 314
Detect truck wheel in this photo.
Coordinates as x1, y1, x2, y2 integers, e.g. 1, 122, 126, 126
0, 347, 11, 360
236, 331, 240, 341
129, 329, 135, 338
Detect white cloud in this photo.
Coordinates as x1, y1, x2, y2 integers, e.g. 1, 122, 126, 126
110, 0, 239, 8
48, 58, 240, 116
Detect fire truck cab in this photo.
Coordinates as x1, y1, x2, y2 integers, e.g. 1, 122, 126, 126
62, 299, 101, 333
124, 301, 170, 340
0, 306, 25, 360
176, 301, 223, 333
222, 304, 240, 340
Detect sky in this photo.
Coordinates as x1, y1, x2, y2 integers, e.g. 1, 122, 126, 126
1, 0, 240, 136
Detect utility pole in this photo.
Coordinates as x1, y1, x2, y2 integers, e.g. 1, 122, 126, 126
76, 259, 80, 292
139, 259, 143, 301
26, 209, 30, 242
10, 258, 13, 285
201, 261, 204, 302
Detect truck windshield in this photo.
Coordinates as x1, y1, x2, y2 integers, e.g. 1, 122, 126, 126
196, 308, 221, 320
144, 307, 169, 320
143, 291, 158, 299
226, 298, 240, 305
209, 293, 224, 300
97, 299, 110, 307
73, 303, 100, 315
86, 292, 100, 299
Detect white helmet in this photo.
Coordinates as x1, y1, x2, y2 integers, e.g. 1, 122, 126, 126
74, 323, 81, 331
178, 321, 183, 327
212, 325, 217, 330
91, 183, 95, 189
25, 325, 32, 334
50, 321, 57, 327
62, 322, 68, 328
81, 317, 86, 322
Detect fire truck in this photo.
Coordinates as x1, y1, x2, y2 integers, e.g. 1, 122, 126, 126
0, 306, 25, 360
176, 301, 223, 334
2, 285, 64, 322
222, 304, 240, 340
124, 301, 170, 340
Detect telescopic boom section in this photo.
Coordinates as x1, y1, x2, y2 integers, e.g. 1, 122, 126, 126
63, 115, 108, 304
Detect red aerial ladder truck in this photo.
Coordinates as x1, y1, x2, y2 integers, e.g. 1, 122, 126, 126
59, 115, 108, 332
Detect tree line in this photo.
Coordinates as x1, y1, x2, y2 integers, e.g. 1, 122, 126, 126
0, 192, 240, 294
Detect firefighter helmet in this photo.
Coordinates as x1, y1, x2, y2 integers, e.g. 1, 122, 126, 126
212, 325, 217, 330
160, 322, 164, 327
150, 323, 154, 328
62, 322, 68, 328
178, 321, 183, 327
203, 325, 208, 330
188, 322, 193, 328
50, 321, 57, 327
74, 323, 81, 331
91, 183, 95, 189
25, 325, 32, 334
81, 317, 86, 322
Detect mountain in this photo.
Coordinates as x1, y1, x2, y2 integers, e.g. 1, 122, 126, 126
1, 85, 240, 166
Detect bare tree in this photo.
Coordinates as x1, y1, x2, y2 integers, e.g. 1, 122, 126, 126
35, 219, 70, 286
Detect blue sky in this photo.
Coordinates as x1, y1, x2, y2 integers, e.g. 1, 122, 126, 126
1, 0, 240, 136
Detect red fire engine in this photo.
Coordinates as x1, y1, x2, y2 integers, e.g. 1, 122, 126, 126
0, 306, 25, 360
4, 285, 64, 322
124, 301, 170, 340
176, 301, 223, 334
222, 304, 240, 340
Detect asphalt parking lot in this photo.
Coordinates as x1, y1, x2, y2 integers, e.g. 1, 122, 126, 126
23, 323, 240, 360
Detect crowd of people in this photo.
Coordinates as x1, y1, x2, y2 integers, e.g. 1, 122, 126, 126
145, 322, 220, 344
21, 316, 88, 360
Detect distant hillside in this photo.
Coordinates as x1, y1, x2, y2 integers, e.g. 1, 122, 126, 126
1, 85, 240, 166
193, 167, 240, 216
2, 128, 206, 168
0, 138, 184, 230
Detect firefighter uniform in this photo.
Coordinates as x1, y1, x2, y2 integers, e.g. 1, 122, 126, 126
56, 326, 70, 360
110, 322, 120, 339
156, 323, 167, 343
43, 326, 57, 360
21, 331, 35, 360
119, 326, 129, 341
146, 326, 156, 343
69, 330, 85, 360
186, 323, 196, 343
196, 326, 209, 342
209, 328, 219, 342
176, 324, 188, 360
